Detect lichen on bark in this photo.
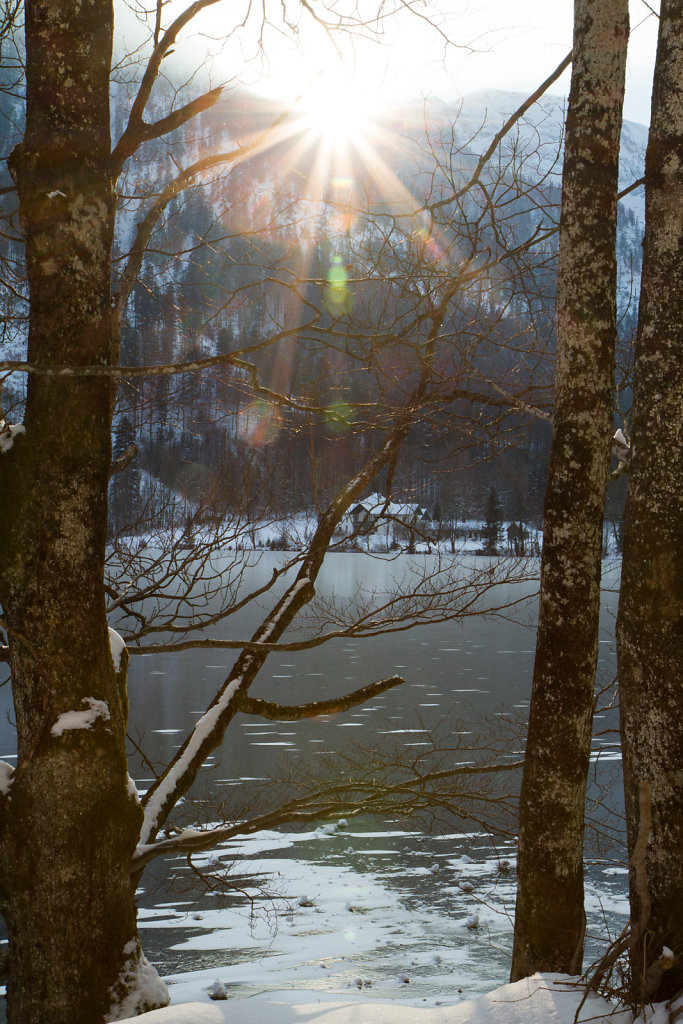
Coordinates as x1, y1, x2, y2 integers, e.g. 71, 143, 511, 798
616, 0, 683, 1001
511, 0, 629, 982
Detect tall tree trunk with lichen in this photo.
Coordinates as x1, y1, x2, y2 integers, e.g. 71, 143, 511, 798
510, 0, 628, 981
616, 0, 683, 1001
0, 0, 168, 1019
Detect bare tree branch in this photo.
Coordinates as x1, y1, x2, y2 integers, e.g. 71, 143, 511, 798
112, 109, 295, 325
136, 423, 412, 847
111, 86, 224, 179
111, 0, 224, 179
233, 675, 405, 720
132, 757, 525, 870
427, 50, 573, 215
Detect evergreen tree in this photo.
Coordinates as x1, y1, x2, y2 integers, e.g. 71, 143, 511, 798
482, 487, 502, 555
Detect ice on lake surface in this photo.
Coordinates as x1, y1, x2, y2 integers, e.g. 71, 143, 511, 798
0, 555, 626, 1008
137, 820, 628, 1003
127, 556, 624, 997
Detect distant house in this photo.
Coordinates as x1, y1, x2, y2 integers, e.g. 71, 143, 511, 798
341, 493, 436, 543
345, 497, 381, 535
448, 522, 487, 543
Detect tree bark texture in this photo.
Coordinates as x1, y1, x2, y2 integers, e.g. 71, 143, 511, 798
0, 0, 166, 1019
616, 0, 683, 1001
511, 0, 628, 981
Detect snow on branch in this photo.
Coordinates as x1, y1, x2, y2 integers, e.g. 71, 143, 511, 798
138, 674, 244, 847
108, 627, 127, 673
138, 575, 316, 846
0, 419, 25, 453
256, 577, 315, 643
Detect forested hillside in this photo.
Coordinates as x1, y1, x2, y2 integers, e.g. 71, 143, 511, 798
0, 70, 644, 536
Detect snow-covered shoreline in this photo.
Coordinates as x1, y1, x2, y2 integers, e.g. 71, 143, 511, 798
132, 972, 676, 1024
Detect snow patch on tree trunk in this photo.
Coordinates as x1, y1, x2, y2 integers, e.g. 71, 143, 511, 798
108, 626, 126, 672
0, 761, 14, 794
104, 940, 170, 1021
127, 774, 141, 804
0, 421, 25, 453
50, 697, 111, 736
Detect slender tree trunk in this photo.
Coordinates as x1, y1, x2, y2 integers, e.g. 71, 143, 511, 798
616, 0, 683, 1001
0, 0, 167, 1019
511, 0, 628, 981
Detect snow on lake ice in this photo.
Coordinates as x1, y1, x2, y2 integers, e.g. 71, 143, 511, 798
133, 821, 629, 1017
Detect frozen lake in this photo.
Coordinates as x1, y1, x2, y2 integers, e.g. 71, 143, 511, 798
126, 552, 626, 1001
0, 552, 627, 1008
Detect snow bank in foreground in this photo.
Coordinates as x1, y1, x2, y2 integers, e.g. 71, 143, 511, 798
133, 974, 634, 1023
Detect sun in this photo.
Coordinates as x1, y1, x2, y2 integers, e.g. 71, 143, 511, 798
296, 69, 382, 148
251, 50, 420, 219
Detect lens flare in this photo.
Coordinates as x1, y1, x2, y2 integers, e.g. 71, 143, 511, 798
326, 399, 354, 432
237, 401, 283, 446
326, 255, 352, 314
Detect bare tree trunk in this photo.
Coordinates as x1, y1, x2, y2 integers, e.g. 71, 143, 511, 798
0, 0, 167, 1019
511, 0, 628, 981
616, 0, 683, 1001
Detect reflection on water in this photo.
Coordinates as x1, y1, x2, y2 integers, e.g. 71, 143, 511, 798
117, 554, 619, 789
0, 553, 625, 999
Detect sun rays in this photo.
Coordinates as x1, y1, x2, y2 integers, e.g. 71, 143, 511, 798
202, 62, 456, 447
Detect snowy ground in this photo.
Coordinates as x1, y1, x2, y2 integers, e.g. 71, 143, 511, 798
133, 973, 680, 1024
170, 510, 625, 557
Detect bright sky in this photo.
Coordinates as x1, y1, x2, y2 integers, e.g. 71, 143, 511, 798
115, 0, 659, 133
197, 0, 660, 127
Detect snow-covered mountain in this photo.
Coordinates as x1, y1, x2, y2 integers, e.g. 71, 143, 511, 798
412, 88, 646, 313
0, 83, 649, 374
420, 88, 647, 214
